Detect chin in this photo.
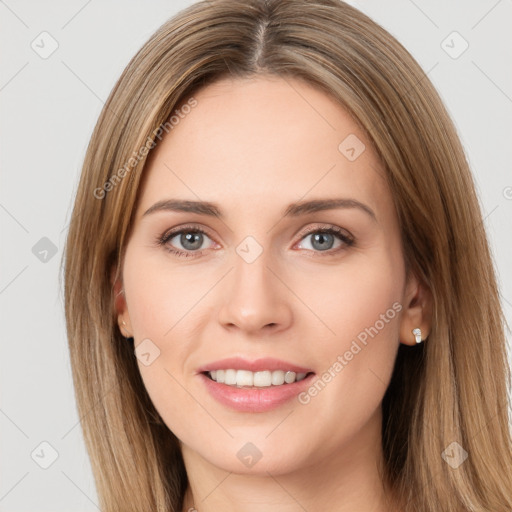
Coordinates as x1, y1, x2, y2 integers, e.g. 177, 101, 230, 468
185, 435, 313, 476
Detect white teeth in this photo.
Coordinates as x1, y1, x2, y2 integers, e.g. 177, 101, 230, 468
253, 370, 272, 387
224, 369, 237, 385
271, 370, 285, 385
207, 369, 309, 387
236, 370, 254, 387
284, 371, 296, 384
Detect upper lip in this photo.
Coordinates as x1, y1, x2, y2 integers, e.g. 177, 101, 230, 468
197, 357, 314, 374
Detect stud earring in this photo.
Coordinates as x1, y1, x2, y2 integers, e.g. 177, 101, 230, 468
119, 319, 132, 340
412, 327, 422, 344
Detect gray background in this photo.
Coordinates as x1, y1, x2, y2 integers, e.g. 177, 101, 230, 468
1, 0, 511, 510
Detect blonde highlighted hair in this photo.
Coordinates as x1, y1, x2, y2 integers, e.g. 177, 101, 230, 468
62, 0, 512, 510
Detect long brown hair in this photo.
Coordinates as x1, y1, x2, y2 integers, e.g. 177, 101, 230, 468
62, 1, 512, 510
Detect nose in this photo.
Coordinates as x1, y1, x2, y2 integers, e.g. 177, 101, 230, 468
217, 245, 293, 335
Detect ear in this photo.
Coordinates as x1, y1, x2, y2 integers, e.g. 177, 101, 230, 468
111, 266, 133, 338
399, 270, 432, 346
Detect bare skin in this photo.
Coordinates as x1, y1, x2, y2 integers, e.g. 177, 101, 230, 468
114, 75, 431, 512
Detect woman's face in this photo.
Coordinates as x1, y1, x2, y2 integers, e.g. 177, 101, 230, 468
117, 75, 422, 475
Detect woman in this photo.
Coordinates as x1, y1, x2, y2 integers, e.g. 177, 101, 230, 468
62, 0, 512, 510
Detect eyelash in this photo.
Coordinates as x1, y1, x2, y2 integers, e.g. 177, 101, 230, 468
156, 223, 355, 259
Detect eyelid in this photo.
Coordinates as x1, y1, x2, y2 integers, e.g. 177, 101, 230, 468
158, 222, 354, 256
158, 223, 218, 247
160, 223, 212, 240
294, 223, 354, 242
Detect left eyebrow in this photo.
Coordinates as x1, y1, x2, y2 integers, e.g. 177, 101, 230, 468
283, 198, 376, 221
142, 197, 376, 222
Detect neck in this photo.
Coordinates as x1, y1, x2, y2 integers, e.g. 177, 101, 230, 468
180, 408, 394, 512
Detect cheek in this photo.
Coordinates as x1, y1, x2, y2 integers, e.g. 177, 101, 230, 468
292, 246, 404, 344
295, 253, 403, 429
122, 246, 203, 339
121, 246, 216, 427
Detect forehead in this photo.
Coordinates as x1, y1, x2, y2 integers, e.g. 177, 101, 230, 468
136, 76, 389, 220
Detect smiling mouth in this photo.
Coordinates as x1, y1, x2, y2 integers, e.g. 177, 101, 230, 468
202, 369, 315, 388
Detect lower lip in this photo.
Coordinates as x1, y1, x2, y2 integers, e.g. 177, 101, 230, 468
199, 372, 316, 412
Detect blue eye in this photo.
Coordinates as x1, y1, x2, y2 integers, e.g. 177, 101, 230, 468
156, 224, 354, 259
297, 226, 354, 254
157, 225, 214, 258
